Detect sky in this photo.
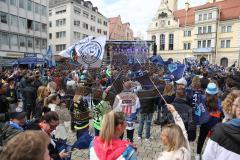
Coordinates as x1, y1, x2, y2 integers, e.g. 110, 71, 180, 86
90, 0, 208, 39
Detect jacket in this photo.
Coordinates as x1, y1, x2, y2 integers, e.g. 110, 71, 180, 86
157, 111, 191, 160
90, 137, 137, 160
0, 122, 23, 147
22, 84, 37, 106
172, 98, 196, 141
138, 95, 157, 114
203, 119, 240, 160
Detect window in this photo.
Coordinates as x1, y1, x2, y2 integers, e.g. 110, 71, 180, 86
198, 27, 202, 34
10, 15, 18, 27
49, 33, 52, 39
27, 19, 33, 30
42, 39, 47, 50
10, 0, 17, 6
74, 6, 81, 15
91, 15, 96, 21
97, 18, 102, 24
160, 34, 165, 50
42, 23, 47, 33
35, 38, 41, 49
74, 31, 81, 40
0, 0, 7, 3
208, 26, 212, 33
90, 26, 95, 32
19, 36, 26, 48
198, 14, 202, 21
184, 30, 191, 37
203, 26, 207, 33
83, 23, 88, 30
19, 17, 26, 29
56, 18, 66, 26
169, 34, 174, 50
55, 44, 66, 51
0, 32, 9, 46
27, 37, 33, 48
27, 0, 32, 11
152, 35, 156, 42
184, 43, 191, 50
198, 41, 201, 48
207, 40, 211, 48
97, 29, 101, 34
221, 40, 225, 48
0, 12, 8, 24
208, 13, 212, 19
221, 26, 226, 32
49, 21, 52, 28
103, 31, 107, 35
83, 11, 89, 18
34, 3, 40, 14
10, 34, 18, 47
19, 0, 25, 9
202, 40, 206, 48
34, 22, 40, 31
82, 34, 88, 39
226, 40, 231, 48
227, 26, 232, 32
168, 21, 170, 25
56, 9, 66, 14
221, 40, 231, 48
49, 12, 52, 16
56, 31, 66, 38
203, 14, 207, 20
74, 20, 80, 26
103, 21, 108, 26
42, 6, 47, 17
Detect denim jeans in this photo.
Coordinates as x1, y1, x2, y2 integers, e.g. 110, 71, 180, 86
138, 113, 153, 139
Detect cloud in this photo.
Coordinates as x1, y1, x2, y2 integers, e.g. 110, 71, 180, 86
90, 0, 207, 39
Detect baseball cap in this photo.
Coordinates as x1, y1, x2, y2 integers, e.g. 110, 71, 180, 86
9, 107, 26, 120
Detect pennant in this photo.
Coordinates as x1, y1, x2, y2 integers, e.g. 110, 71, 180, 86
150, 55, 165, 66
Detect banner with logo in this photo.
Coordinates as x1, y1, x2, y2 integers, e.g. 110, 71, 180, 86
59, 36, 106, 68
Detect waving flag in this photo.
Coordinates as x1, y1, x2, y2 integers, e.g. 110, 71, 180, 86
59, 36, 106, 68
168, 63, 186, 81
44, 45, 55, 68
150, 55, 166, 66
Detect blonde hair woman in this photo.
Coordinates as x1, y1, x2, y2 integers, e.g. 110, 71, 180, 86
157, 104, 191, 160
90, 111, 137, 160
34, 86, 50, 119
222, 90, 240, 122
192, 76, 202, 90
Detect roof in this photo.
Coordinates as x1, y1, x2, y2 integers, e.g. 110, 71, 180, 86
173, 0, 240, 27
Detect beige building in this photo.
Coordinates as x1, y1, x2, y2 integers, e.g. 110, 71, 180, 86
49, 0, 108, 56
109, 15, 134, 40
0, 0, 48, 61
147, 0, 240, 67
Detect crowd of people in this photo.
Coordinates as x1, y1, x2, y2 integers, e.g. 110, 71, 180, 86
0, 60, 240, 160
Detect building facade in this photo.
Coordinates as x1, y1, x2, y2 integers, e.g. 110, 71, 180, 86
147, 0, 240, 67
0, 0, 48, 61
109, 15, 134, 40
49, 0, 108, 56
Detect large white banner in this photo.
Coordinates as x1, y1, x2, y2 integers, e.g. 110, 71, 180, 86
59, 36, 106, 68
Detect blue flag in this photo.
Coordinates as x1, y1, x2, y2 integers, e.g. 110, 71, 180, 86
168, 63, 185, 80
44, 45, 55, 68
150, 55, 165, 66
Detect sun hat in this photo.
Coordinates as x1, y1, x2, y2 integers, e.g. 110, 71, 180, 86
206, 83, 219, 95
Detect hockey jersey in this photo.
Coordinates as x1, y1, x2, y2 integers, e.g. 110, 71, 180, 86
113, 91, 140, 130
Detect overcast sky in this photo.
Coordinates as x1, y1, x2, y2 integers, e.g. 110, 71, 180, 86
90, 0, 208, 39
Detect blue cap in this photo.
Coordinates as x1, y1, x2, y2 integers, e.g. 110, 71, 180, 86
206, 83, 219, 95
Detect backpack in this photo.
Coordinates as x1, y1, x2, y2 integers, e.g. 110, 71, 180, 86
194, 96, 210, 125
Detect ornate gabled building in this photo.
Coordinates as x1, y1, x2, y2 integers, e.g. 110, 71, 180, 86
147, 0, 240, 67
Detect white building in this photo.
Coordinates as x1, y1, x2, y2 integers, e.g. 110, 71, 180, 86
0, 0, 48, 61
49, 0, 108, 56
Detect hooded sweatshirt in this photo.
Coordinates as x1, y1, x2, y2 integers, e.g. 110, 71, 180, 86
90, 137, 137, 160
203, 118, 240, 160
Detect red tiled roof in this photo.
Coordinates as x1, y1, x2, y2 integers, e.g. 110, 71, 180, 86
173, 0, 240, 27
